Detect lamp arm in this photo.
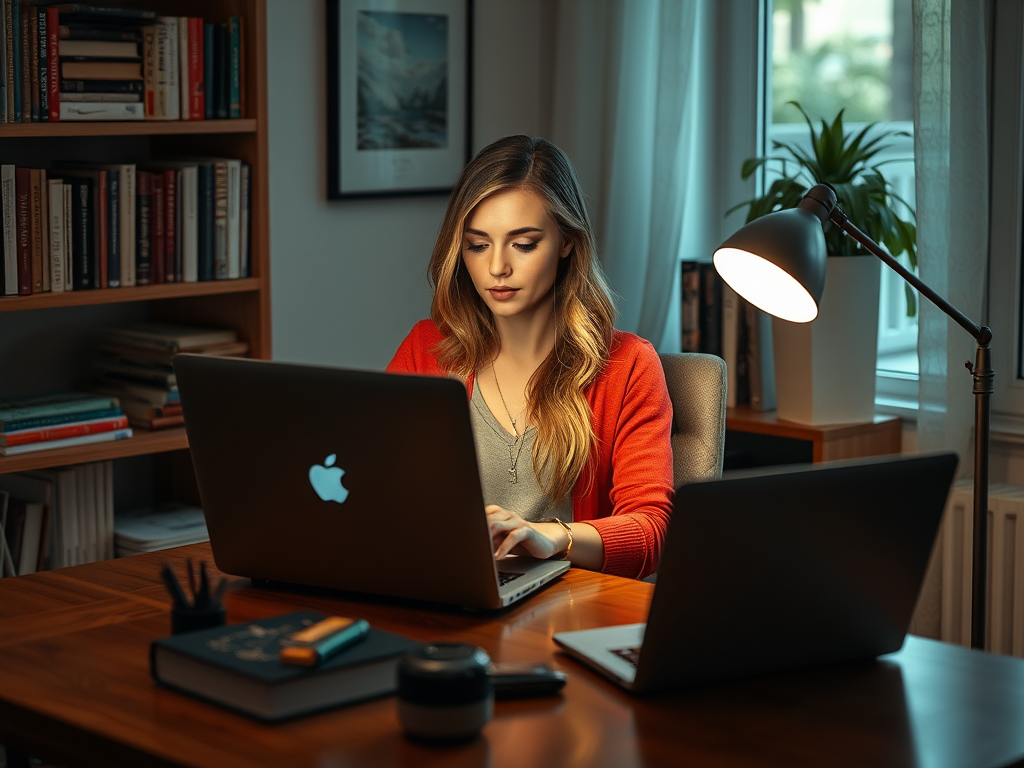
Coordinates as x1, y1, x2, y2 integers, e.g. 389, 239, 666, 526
828, 209, 992, 346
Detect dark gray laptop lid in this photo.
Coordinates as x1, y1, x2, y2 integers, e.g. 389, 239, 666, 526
633, 452, 959, 692
173, 354, 505, 609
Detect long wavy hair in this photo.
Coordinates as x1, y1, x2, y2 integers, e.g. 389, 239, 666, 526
429, 135, 616, 502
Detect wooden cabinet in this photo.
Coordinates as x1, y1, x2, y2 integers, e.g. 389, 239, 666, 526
0, 2, 269, 492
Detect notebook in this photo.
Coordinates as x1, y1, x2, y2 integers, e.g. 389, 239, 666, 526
553, 452, 959, 692
172, 355, 569, 610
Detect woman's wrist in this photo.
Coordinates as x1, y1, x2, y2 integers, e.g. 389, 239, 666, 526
544, 518, 573, 560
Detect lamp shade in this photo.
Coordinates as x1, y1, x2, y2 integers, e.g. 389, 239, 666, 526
713, 206, 828, 323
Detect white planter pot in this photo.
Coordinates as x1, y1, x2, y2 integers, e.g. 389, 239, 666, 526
771, 255, 881, 425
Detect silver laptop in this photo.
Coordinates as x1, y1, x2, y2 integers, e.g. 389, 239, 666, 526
173, 355, 569, 610
554, 452, 958, 692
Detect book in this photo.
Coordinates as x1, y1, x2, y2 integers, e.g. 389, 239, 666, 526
58, 39, 138, 58
0, 414, 129, 448
115, 502, 206, 554
61, 174, 92, 288
215, 22, 227, 119
227, 16, 239, 118
202, 22, 212, 119
15, 166, 31, 295
11, 0, 19, 122
59, 90, 138, 101
225, 158, 240, 278
745, 303, 776, 412
60, 59, 142, 79
239, 162, 250, 277
29, 8, 39, 122
45, 6, 57, 121
186, 16, 202, 119
29, 168, 43, 292
19, 0, 29, 122
162, 168, 175, 281
61, 77, 142, 92
62, 182, 71, 289
4, 0, 13, 124
141, 22, 154, 116
0, 427, 132, 456
33, 5, 158, 23
154, 16, 178, 120
89, 378, 178, 407
97, 339, 247, 367
135, 169, 150, 283
76, 462, 95, 561
102, 322, 238, 352
698, 263, 722, 357
176, 16, 187, 120
680, 261, 700, 352
721, 284, 741, 409
0, 391, 118, 424
2, 405, 121, 433
35, 9, 45, 122
0, 473, 51, 575
117, 398, 180, 426
0, 0, 6, 123
47, 179, 64, 290
212, 159, 227, 277
28, 465, 78, 567
150, 612, 422, 721
1, 165, 15, 294
196, 160, 213, 280
57, 23, 143, 42
94, 356, 175, 388
59, 100, 143, 120
150, 170, 163, 282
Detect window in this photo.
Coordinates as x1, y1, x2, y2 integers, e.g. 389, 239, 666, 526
767, 0, 918, 405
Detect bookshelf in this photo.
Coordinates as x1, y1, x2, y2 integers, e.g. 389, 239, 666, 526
0, 0, 270, 513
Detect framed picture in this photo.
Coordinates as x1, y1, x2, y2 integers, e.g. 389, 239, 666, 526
327, 0, 472, 199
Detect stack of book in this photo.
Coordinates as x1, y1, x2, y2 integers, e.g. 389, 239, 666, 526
0, 3, 246, 123
0, 474, 49, 576
0, 391, 130, 456
114, 502, 207, 557
92, 321, 247, 430
0, 156, 252, 295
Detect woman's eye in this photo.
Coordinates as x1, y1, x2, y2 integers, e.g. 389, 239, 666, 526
465, 243, 488, 253
514, 242, 539, 253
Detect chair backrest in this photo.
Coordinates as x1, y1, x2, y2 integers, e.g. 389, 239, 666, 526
659, 353, 727, 489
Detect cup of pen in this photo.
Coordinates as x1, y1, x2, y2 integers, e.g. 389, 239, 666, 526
163, 559, 227, 635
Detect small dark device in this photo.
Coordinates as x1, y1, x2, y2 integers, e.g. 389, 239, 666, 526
490, 662, 567, 698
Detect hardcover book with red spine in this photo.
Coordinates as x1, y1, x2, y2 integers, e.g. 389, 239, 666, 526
47, 7, 59, 121
1, 415, 129, 448
188, 17, 203, 119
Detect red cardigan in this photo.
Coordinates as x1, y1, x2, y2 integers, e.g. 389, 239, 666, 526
386, 320, 674, 578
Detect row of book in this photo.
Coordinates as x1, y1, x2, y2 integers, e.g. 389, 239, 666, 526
0, 391, 131, 456
0, 158, 252, 296
0, 3, 246, 122
0, 466, 209, 574
90, 321, 247, 429
680, 260, 776, 411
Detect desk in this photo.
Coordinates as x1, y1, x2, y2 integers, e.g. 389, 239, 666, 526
2, 543, 1024, 768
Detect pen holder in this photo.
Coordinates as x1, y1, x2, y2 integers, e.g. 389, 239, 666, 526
171, 604, 226, 635
397, 643, 493, 742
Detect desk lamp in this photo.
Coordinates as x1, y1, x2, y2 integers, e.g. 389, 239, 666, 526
713, 183, 993, 650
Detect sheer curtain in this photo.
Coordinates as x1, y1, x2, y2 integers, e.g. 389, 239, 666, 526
910, 0, 991, 638
549, 0, 723, 350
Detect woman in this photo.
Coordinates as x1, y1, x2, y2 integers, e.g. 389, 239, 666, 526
387, 136, 673, 579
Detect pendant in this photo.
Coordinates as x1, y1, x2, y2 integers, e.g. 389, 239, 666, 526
509, 467, 518, 484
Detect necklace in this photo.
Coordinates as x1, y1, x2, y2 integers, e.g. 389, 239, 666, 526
481, 367, 528, 484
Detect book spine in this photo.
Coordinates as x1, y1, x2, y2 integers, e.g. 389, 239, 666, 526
237, 15, 245, 118
216, 23, 227, 119
94, 169, 106, 289
0, 428, 132, 457
58, 24, 143, 42
698, 263, 722, 357
121, 165, 135, 287
721, 284, 740, 409
45, 6, 56, 121
35, 9, 44, 121
0, 0, 7, 122
135, 170, 150, 284
213, 162, 227, 278
239, 162, 250, 278
163, 168, 175, 282
182, 166, 197, 282
59, 101, 143, 120
202, 22, 213, 119
143, 414, 184, 430
106, 171, 119, 287
3, 0, 12, 122
174, 168, 182, 281
15, 166, 30, 294
142, 23, 155, 118
73, 176, 91, 290
150, 170, 163, 283
226, 160, 239, 279
2, 415, 129, 447
10, 0, 18, 122
28, 5, 37, 121
1, 165, 15, 293
2, 406, 121, 432
38, 168, 48, 291
0, 396, 118, 422
61, 181, 70, 290
188, 16, 202, 119
28, 167, 42, 292
680, 261, 700, 353
177, 15, 187, 120
16, 0, 27, 121
156, 16, 178, 120
47, 178, 64, 292
228, 16, 239, 118
61, 78, 143, 93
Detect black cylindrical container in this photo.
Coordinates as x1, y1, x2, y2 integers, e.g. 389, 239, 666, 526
397, 643, 492, 741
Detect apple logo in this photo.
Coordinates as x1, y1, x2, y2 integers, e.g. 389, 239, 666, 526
308, 453, 349, 504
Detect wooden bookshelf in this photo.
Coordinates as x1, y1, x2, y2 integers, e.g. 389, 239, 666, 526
0, 1, 270, 483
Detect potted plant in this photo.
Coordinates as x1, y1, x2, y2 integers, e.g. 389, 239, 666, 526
729, 102, 918, 425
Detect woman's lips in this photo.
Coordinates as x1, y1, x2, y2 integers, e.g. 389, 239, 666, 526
488, 287, 519, 301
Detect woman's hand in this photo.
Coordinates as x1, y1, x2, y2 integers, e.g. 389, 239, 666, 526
485, 505, 569, 561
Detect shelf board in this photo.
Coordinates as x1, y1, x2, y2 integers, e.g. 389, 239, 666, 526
0, 119, 257, 138
0, 428, 188, 474
0, 277, 261, 312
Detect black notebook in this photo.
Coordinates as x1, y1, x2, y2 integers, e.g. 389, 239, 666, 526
150, 611, 421, 721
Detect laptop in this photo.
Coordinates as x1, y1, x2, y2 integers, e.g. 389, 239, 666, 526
553, 452, 958, 692
172, 355, 569, 610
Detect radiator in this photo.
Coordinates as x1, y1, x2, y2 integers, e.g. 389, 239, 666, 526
941, 481, 1024, 656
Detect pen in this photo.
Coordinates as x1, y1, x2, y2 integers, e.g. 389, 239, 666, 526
197, 561, 209, 609
186, 558, 197, 599
161, 564, 190, 609
279, 617, 370, 667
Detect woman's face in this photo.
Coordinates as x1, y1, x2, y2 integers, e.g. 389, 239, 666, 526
461, 187, 571, 320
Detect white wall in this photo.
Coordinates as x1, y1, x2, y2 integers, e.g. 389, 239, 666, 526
266, 0, 553, 371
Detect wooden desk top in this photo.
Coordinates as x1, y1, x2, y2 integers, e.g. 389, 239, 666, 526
2, 543, 1024, 768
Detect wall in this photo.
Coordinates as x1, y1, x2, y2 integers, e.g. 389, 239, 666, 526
266, 0, 553, 371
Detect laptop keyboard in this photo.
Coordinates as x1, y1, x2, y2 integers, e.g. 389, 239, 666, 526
497, 571, 525, 587
610, 646, 641, 668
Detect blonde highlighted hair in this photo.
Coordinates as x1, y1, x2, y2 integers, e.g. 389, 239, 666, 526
429, 135, 616, 501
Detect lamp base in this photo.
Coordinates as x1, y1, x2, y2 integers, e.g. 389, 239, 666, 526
772, 255, 880, 426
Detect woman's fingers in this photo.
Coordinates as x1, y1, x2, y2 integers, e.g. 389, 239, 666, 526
494, 525, 530, 559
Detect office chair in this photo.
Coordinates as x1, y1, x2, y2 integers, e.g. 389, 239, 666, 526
643, 353, 727, 584
659, 353, 727, 489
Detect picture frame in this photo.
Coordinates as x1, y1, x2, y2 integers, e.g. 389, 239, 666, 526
326, 0, 472, 199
